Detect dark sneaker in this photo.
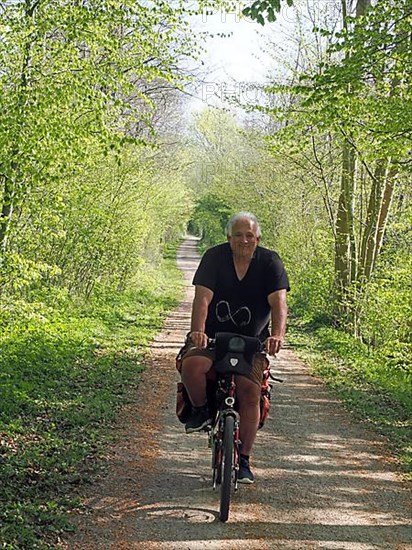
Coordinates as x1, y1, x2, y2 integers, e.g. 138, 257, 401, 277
238, 457, 254, 484
185, 405, 212, 433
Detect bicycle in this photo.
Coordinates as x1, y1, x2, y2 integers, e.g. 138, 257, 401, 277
206, 332, 275, 522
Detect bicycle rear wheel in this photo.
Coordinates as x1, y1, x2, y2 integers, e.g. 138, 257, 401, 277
219, 414, 235, 522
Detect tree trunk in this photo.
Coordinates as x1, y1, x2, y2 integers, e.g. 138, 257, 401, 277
334, 137, 358, 320
359, 159, 388, 280
0, 177, 14, 254
333, 0, 371, 324
364, 164, 397, 280
355, 0, 371, 17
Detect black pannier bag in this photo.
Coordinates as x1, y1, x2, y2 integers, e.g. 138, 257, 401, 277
175, 333, 271, 429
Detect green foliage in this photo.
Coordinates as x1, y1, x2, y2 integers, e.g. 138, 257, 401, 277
190, 194, 232, 249
299, 0, 412, 162
0, 2, 197, 541
287, 231, 335, 325
0, 253, 184, 548
257, 0, 411, 332
356, 243, 412, 370
0, 138, 192, 298
261, 0, 411, 321
243, 0, 294, 24
0, 0, 197, 298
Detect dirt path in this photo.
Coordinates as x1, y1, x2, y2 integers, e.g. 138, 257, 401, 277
64, 236, 411, 550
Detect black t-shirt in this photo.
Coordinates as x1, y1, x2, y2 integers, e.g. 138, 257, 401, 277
193, 242, 290, 340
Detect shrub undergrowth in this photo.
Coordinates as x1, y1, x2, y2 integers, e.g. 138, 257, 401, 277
0, 254, 184, 549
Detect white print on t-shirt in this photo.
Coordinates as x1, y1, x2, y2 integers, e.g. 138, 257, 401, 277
216, 300, 251, 327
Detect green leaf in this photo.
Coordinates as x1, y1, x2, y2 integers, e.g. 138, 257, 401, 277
256, 13, 265, 25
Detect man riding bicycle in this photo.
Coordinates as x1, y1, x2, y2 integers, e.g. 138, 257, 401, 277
181, 212, 289, 484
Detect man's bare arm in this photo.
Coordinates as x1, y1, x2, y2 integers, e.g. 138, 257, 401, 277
189, 285, 214, 348
266, 289, 288, 355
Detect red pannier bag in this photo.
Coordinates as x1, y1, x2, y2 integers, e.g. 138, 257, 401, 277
259, 365, 272, 429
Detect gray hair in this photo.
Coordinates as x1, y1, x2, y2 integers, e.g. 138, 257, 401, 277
226, 212, 262, 238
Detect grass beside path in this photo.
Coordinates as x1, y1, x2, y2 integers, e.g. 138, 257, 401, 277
288, 317, 412, 480
0, 254, 184, 549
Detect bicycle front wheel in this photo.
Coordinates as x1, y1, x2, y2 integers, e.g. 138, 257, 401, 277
219, 414, 235, 522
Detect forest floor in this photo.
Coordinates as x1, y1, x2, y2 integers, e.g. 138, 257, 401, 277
62, 236, 411, 550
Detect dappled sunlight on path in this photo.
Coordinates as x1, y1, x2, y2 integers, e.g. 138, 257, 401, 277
64, 236, 412, 550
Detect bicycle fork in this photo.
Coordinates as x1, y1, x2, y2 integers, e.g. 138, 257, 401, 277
210, 398, 241, 491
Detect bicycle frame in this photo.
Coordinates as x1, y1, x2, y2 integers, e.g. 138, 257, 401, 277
205, 332, 265, 522
208, 373, 242, 521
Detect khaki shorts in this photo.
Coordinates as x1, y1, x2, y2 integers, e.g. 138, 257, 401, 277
182, 346, 269, 386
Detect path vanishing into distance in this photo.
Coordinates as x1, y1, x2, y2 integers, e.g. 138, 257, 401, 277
64, 236, 411, 550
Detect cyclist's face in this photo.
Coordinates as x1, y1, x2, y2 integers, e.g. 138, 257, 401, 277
228, 218, 260, 259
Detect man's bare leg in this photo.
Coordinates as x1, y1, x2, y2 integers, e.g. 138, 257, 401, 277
235, 375, 260, 483
236, 376, 261, 455
181, 355, 213, 407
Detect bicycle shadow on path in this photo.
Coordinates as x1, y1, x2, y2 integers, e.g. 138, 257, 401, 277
64, 236, 411, 550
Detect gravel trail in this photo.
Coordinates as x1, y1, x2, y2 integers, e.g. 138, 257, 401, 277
64, 236, 411, 550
